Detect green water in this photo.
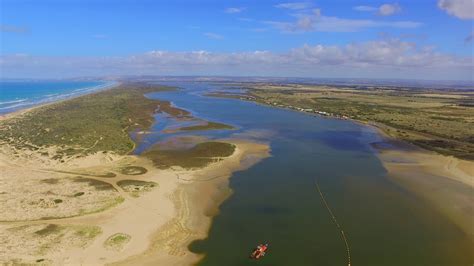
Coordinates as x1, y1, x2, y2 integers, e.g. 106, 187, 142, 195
143, 82, 473, 266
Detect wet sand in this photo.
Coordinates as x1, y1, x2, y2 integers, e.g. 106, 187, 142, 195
113, 140, 270, 266
373, 138, 474, 241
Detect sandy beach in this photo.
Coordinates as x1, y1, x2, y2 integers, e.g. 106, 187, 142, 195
0, 82, 121, 123
0, 136, 269, 265
0, 83, 271, 265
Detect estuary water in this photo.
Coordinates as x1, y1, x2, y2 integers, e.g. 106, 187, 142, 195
0, 80, 114, 114
141, 82, 472, 266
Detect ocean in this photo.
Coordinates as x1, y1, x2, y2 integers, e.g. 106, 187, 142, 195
0, 80, 116, 114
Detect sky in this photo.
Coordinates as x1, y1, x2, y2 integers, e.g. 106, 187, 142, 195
0, 0, 473, 80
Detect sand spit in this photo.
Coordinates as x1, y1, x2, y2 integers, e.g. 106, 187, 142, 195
376, 145, 474, 240
112, 140, 270, 266
0, 139, 269, 265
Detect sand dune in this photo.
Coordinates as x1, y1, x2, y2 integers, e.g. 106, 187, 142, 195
0, 139, 269, 265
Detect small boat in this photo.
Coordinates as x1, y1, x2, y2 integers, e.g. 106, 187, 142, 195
249, 243, 269, 259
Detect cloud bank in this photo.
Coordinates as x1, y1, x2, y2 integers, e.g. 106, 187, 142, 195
438, 0, 474, 19
1, 39, 472, 80
266, 8, 420, 32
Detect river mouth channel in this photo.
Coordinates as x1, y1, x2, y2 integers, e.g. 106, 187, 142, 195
138, 81, 473, 266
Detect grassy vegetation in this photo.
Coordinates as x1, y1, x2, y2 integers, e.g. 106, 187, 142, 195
73, 192, 85, 197
73, 177, 116, 191
0, 83, 174, 157
104, 233, 131, 250
178, 121, 235, 131
40, 178, 59, 184
119, 166, 148, 175
54, 170, 117, 178
35, 224, 61, 236
157, 101, 191, 118
74, 226, 102, 240
76, 196, 125, 217
247, 84, 474, 160
117, 180, 157, 197
143, 141, 236, 169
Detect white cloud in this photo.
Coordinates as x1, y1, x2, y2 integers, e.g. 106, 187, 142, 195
438, 0, 474, 19
266, 9, 421, 32
204, 32, 224, 40
225, 7, 245, 14
354, 6, 377, 12
354, 3, 401, 16
378, 3, 401, 16
1, 39, 471, 80
275, 2, 312, 10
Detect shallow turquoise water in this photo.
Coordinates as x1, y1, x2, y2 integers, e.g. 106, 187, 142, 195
141, 82, 472, 266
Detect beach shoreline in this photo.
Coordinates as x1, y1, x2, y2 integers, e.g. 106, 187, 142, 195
367, 124, 474, 240
0, 82, 271, 265
0, 81, 121, 121
212, 91, 473, 242
112, 140, 270, 266
0, 133, 270, 264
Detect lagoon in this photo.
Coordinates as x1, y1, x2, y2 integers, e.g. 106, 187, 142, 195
139, 82, 472, 266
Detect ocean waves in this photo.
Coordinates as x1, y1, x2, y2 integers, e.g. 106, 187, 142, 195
0, 81, 118, 114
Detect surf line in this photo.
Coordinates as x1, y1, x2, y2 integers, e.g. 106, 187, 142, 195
315, 179, 352, 266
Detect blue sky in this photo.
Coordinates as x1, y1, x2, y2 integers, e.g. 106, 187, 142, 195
1, 0, 473, 80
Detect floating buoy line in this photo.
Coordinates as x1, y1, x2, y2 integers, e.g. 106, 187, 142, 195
315, 179, 352, 266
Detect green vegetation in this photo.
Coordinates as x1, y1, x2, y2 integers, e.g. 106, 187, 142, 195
0, 83, 174, 157
144, 141, 236, 169
74, 226, 102, 240
104, 233, 131, 250
76, 196, 125, 217
54, 170, 117, 178
117, 180, 157, 197
119, 166, 148, 175
35, 224, 61, 236
73, 192, 85, 197
10, 224, 102, 259
179, 121, 235, 131
73, 177, 116, 191
157, 101, 191, 118
247, 84, 474, 159
41, 178, 59, 184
